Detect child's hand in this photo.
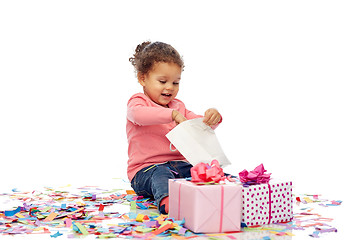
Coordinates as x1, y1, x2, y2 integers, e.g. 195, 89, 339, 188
172, 110, 187, 124
203, 108, 221, 126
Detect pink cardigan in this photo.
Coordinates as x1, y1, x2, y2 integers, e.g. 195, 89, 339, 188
126, 93, 204, 181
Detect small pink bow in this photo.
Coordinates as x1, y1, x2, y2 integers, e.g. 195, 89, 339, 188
191, 160, 224, 183
239, 164, 271, 184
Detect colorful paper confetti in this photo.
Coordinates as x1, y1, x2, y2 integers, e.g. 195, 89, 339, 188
0, 181, 342, 239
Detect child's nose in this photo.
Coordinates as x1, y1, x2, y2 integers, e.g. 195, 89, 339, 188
165, 83, 174, 90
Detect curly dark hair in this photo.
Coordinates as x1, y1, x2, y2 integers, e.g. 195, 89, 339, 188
129, 41, 184, 75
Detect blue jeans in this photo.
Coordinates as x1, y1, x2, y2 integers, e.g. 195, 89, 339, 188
131, 161, 193, 207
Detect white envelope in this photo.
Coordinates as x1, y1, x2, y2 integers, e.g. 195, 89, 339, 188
166, 118, 231, 167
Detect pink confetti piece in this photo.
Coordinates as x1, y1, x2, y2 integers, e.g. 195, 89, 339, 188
178, 227, 187, 235
65, 218, 72, 228
227, 235, 237, 239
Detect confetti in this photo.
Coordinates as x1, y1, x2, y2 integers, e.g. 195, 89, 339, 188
4, 206, 21, 217
73, 222, 89, 235
0, 181, 342, 239
43, 212, 58, 222
50, 231, 63, 238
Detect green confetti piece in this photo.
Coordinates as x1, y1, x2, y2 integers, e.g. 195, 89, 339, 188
36, 214, 46, 219
98, 233, 118, 238
73, 222, 89, 235
41, 206, 52, 212
102, 189, 123, 194
143, 164, 157, 172
160, 220, 173, 228
150, 212, 160, 217
244, 227, 263, 231
130, 201, 136, 212
135, 226, 154, 233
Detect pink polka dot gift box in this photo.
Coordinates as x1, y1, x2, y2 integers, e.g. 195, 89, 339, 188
241, 180, 293, 226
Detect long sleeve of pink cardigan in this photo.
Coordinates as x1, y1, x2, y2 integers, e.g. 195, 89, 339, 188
126, 93, 220, 181
127, 94, 201, 126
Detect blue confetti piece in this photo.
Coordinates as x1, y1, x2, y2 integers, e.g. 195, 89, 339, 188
128, 212, 137, 219
118, 221, 139, 226
50, 231, 63, 238
136, 202, 148, 209
72, 223, 80, 233
5, 206, 21, 217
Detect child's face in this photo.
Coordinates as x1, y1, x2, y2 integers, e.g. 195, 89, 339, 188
139, 62, 182, 107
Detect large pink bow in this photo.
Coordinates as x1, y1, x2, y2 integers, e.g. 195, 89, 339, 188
239, 164, 271, 184
191, 160, 224, 183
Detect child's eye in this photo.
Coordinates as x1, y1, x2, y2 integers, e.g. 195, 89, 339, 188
173, 82, 180, 85
159, 80, 166, 84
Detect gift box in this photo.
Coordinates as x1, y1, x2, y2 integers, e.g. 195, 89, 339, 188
241, 181, 293, 226
169, 179, 242, 233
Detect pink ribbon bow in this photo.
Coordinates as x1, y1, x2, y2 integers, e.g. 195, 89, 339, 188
190, 160, 224, 183
239, 163, 271, 184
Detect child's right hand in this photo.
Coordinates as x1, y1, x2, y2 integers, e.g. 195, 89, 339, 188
172, 110, 187, 124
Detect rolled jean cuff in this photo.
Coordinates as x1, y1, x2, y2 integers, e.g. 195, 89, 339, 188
156, 193, 169, 207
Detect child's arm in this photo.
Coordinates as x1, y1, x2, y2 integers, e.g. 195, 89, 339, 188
128, 105, 174, 126
127, 95, 175, 126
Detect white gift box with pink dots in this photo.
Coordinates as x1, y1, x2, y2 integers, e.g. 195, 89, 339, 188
241, 180, 293, 226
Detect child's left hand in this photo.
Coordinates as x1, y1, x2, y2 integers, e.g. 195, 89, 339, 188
203, 108, 221, 126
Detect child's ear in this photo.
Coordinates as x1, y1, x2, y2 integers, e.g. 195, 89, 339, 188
137, 72, 146, 87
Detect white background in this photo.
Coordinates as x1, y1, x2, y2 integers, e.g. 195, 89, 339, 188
0, 0, 356, 238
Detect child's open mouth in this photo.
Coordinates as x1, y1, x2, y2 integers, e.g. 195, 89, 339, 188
161, 93, 172, 97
